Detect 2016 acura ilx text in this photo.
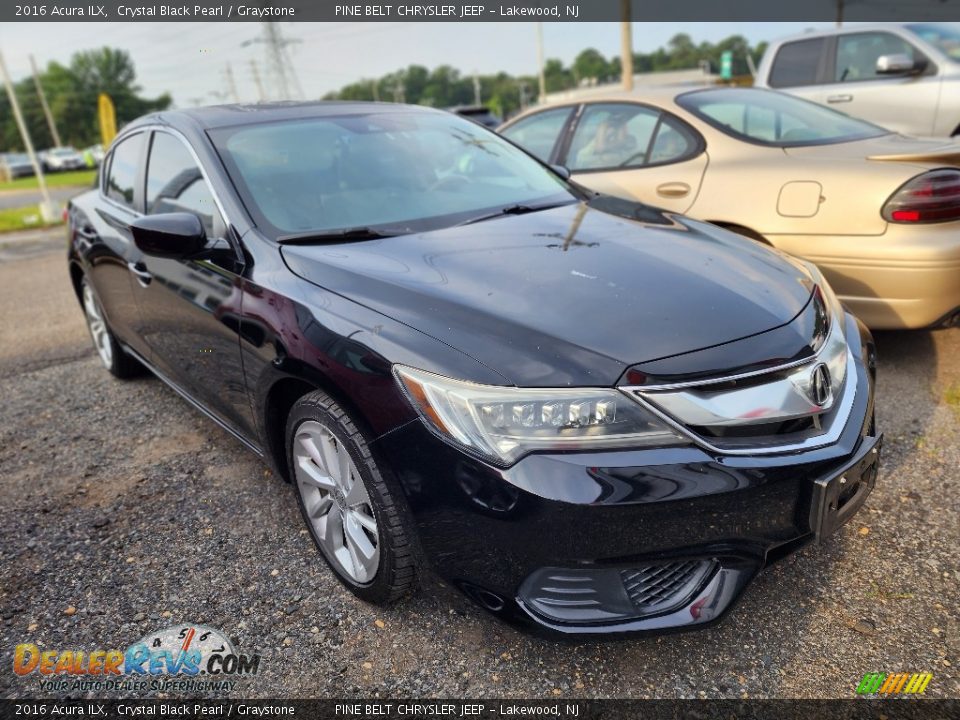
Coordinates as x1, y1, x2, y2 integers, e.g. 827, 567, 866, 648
67, 102, 881, 636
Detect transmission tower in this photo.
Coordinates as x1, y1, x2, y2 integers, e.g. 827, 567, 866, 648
242, 22, 303, 101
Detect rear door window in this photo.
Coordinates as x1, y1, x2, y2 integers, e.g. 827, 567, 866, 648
769, 38, 828, 88
105, 133, 145, 210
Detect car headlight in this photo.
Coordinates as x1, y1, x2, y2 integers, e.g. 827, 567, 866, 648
394, 366, 687, 465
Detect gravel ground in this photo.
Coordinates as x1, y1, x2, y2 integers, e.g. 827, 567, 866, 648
0, 231, 957, 700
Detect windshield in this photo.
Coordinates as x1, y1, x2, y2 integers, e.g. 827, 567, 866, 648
676, 88, 888, 147
52, 148, 77, 157
908, 23, 960, 62
211, 110, 573, 237
6, 154, 29, 163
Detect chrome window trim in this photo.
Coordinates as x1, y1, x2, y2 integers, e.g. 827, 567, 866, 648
619, 348, 858, 457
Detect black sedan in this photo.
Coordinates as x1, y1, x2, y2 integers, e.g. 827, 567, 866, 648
66, 102, 880, 636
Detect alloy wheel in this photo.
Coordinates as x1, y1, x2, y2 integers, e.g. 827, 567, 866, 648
82, 282, 113, 368
293, 420, 380, 583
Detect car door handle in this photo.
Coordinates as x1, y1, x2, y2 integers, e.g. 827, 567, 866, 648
127, 261, 152, 286
656, 182, 691, 198
827, 94, 853, 103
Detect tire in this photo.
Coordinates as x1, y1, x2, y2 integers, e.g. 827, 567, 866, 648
286, 390, 418, 604
80, 276, 142, 379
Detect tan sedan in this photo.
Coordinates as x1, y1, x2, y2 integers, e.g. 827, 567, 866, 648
499, 87, 960, 329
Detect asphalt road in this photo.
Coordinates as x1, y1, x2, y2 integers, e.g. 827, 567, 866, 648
0, 229, 957, 700
0, 186, 87, 211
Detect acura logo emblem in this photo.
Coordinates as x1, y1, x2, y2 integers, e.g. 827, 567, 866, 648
810, 363, 832, 407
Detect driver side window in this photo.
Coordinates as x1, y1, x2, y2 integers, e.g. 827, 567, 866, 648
145, 132, 224, 239
835, 32, 922, 82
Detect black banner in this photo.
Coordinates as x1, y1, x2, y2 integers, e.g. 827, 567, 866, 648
1, 700, 960, 720
4, 0, 960, 23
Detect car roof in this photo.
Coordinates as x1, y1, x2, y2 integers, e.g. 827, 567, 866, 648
508, 85, 750, 119
131, 100, 445, 132
768, 23, 920, 45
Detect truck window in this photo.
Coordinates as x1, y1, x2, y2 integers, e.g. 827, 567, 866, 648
769, 38, 827, 88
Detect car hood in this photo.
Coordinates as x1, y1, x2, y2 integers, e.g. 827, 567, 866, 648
281, 203, 813, 386
785, 133, 960, 166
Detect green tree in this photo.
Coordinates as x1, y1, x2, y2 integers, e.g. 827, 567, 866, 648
543, 58, 573, 93
572, 48, 611, 84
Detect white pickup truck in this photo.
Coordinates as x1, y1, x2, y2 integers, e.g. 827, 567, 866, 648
755, 23, 960, 137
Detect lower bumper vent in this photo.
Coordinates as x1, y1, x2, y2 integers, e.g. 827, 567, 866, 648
621, 560, 717, 615
518, 559, 717, 625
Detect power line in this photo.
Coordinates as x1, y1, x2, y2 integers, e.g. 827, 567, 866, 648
242, 22, 303, 101
224, 62, 239, 103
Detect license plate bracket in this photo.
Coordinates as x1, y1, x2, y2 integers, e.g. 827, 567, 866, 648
810, 434, 882, 542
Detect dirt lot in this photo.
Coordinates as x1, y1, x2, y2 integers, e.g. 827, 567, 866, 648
1, 230, 958, 699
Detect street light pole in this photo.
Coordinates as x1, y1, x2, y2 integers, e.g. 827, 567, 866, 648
29, 54, 61, 147
0, 49, 55, 222
535, 22, 546, 103
621, 0, 634, 92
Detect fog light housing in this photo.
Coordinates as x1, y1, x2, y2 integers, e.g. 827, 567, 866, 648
518, 560, 717, 624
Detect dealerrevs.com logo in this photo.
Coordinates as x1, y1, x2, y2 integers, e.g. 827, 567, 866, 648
13, 624, 261, 693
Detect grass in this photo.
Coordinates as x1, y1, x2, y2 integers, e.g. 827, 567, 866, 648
0, 204, 64, 233
946, 382, 960, 419
0, 169, 97, 191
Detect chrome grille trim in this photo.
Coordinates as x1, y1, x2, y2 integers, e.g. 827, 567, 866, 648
620, 348, 858, 456
626, 354, 815, 393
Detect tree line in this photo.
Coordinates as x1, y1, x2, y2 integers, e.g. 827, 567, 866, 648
0, 47, 171, 151
1, 34, 767, 151
325, 34, 768, 118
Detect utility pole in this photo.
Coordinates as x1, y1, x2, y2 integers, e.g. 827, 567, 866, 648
0, 50, 55, 222
371, 79, 379, 102
243, 22, 302, 101
472, 71, 481, 106
535, 22, 546, 103
29, 54, 61, 147
620, 1, 634, 92
224, 63, 240, 103
249, 59, 265, 102
836, 0, 844, 27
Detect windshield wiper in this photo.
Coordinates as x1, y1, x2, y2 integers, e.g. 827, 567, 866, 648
456, 200, 574, 227
277, 227, 398, 245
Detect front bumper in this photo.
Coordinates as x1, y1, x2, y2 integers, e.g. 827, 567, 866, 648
373, 315, 878, 636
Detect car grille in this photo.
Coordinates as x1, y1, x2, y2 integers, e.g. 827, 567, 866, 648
620, 559, 716, 615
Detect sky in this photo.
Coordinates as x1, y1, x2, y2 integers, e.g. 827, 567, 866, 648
1, 22, 838, 106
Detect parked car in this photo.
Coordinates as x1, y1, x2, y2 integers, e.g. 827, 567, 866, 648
40, 146, 85, 172
447, 104, 502, 128
755, 23, 960, 137
499, 87, 960, 329
0, 152, 35, 179
68, 102, 880, 636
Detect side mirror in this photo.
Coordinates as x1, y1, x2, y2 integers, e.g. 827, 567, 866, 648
131, 213, 207, 259
876, 53, 921, 75
550, 164, 571, 180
